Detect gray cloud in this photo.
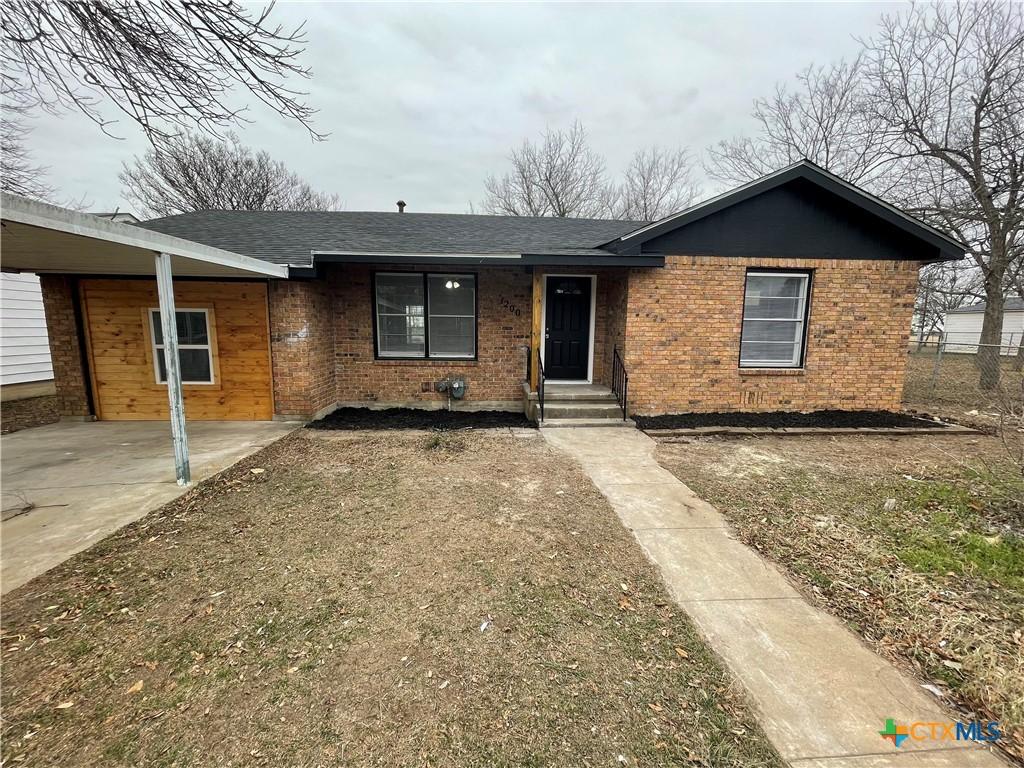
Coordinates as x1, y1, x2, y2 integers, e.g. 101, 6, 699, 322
21, 2, 891, 216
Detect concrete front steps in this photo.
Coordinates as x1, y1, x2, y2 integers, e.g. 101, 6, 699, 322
523, 383, 635, 428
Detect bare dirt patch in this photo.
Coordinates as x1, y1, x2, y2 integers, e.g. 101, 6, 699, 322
656, 434, 1024, 763
1, 429, 780, 768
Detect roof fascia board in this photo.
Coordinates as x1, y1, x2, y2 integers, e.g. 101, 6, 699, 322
310, 251, 664, 268
2, 192, 289, 278
311, 251, 525, 267
610, 161, 966, 258
520, 253, 664, 267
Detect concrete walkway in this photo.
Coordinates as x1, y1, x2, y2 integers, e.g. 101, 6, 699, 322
543, 427, 1005, 768
2, 420, 295, 593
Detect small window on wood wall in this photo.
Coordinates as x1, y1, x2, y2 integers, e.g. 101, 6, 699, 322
149, 308, 215, 384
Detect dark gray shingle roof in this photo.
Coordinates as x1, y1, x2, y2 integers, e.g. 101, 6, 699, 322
136, 210, 647, 267
948, 297, 1024, 314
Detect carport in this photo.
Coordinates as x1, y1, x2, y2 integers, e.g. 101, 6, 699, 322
1, 193, 289, 485
0, 419, 295, 592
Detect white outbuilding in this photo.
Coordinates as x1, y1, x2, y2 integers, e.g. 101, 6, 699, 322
942, 297, 1024, 353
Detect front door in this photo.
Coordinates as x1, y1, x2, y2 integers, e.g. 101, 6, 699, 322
544, 276, 591, 380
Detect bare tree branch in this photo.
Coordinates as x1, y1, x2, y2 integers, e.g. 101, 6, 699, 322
119, 132, 342, 217
482, 122, 611, 218
611, 147, 702, 221
705, 56, 893, 192
1, 1, 322, 144
0, 101, 53, 200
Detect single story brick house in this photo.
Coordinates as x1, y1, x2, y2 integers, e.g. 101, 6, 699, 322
2, 160, 963, 426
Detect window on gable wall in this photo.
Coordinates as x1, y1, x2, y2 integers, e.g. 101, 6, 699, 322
739, 272, 811, 368
374, 273, 476, 359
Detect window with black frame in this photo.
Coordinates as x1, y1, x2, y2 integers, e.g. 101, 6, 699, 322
739, 271, 811, 368
374, 273, 476, 359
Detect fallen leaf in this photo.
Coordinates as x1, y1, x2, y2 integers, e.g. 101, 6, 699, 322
438, 680, 449, 690
250, 468, 265, 475
55, 702, 74, 710
126, 680, 144, 695
674, 647, 689, 659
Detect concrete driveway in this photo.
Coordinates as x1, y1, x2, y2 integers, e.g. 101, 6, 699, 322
1, 420, 296, 593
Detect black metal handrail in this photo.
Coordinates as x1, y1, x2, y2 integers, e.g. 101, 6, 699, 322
536, 348, 546, 422
611, 346, 628, 421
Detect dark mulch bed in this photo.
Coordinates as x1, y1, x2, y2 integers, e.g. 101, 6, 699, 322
634, 409, 948, 431
307, 406, 534, 431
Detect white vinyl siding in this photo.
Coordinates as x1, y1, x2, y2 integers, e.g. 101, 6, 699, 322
0, 273, 53, 385
740, 272, 810, 368
942, 310, 1024, 354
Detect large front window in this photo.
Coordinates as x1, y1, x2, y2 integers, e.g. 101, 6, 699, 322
739, 272, 810, 368
374, 273, 476, 359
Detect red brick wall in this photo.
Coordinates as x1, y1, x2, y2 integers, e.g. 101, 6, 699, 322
39, 276, 91, 418
269, 280, 336, 417
330, 265, 532, 405
622, 256, 919, 415
602, 271, 629, 388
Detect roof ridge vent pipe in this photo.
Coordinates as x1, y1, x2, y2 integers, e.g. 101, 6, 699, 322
396, 200, 406, 213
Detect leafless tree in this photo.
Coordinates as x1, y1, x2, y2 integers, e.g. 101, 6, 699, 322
705, 57, 892, 192
120, 133, 341, 217
0, 99, 53, 200
482, 122, 612, 218
862, 1, 1024, 390
483, 123, 700, 221
914, 261, 978, 345
1, 1, 321, 144
611, 147, 702, 221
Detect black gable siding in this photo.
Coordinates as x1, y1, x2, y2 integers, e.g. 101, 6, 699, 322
641, 178, 939, 261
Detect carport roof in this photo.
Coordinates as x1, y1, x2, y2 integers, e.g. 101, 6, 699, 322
1, 193, 288, 279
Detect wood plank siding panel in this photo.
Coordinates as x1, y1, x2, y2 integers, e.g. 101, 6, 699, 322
80, 279, 273, 420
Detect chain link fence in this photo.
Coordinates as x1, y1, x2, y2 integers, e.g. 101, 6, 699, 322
904, 334, 1024, 433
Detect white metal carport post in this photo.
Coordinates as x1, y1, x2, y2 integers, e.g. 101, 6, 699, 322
154, 252, 191, 485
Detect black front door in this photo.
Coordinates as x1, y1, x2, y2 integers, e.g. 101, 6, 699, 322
544, 276, 591, 380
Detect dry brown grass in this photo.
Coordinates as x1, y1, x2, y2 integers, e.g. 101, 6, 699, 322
903, 350, 1024, 430
656, 434, 1024, 764
1, 429, 781, 768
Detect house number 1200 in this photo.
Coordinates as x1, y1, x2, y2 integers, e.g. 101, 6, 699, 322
500, 297, 522, 317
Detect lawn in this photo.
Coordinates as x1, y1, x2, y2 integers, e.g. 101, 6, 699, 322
1, 428, 782, 768
655, 433, 1024, 763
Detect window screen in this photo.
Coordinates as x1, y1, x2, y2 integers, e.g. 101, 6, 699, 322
374, 273, 476, 358
150, 309, 214, 383
739, 272, 810, 368
375, 274, 425, 357
427, 274, 475, 358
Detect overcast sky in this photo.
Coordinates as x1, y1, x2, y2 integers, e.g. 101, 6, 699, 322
23, 2, 894, 216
